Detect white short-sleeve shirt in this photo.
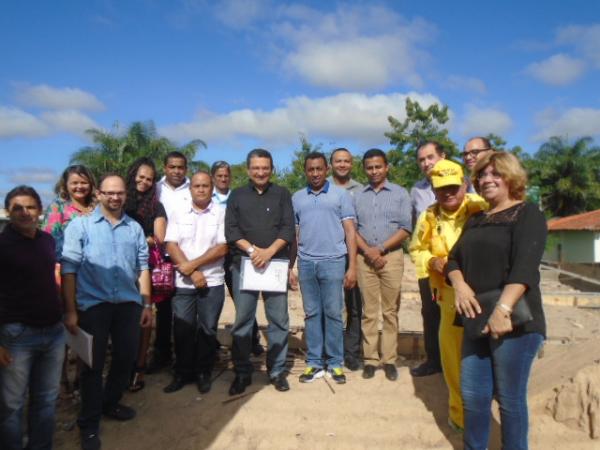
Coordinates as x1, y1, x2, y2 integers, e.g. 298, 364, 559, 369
164, 201, 226, 288
157, 177, 191, 221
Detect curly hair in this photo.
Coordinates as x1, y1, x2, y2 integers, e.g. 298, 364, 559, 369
125, 157, 160, 231
55, 165, 96, 206
472, 151, 528, 201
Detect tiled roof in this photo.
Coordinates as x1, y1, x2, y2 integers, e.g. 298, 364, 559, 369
548, 209, 600, 231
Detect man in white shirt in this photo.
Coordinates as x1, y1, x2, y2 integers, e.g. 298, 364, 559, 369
162, 171, 228, 394
148, 151, 191, 373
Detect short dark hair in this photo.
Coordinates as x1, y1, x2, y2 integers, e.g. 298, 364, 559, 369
5, 185, 42, 210
417, 141, 446, 158
304, 151, 328, 168
464, 136, 492, 151
362, 148, 387, 165
210, 160, 231, 175
330, 147, 351, 163
164, 151, 188, 167
246, 148, 273, 168
98, 173, 125, 190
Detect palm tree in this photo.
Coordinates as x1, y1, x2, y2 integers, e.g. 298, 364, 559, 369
528, 137, 600, 217
70, 121, 206, 180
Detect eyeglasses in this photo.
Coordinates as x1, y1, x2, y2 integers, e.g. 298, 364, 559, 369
99, 191, 125, 198
461, 148, 491, 159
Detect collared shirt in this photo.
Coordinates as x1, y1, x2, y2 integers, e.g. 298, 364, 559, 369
0, 225, 62, 326
156, 176, 191, 220
61, 206, 149, 311
327, 176, 364, 197
165, 201, 226, 288
410, 178, 436, 227
225, 182, 295, 266
212, 188, 231, 207
292, 181, 355, 261
354, 180, 412, 247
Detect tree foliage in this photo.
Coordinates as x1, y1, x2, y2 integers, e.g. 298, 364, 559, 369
385, 98, 459, 187
275, 135, 323, 193
70, 121, 206, 181
527, 136, 600, 217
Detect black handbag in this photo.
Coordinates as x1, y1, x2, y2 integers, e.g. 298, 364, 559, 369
461, 289, 533, 340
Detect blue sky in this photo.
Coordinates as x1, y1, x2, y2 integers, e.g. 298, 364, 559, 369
1, 0, 599, 205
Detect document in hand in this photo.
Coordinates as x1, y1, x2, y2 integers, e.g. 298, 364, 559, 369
240, 257, 289, 293
66, 327, 94, 367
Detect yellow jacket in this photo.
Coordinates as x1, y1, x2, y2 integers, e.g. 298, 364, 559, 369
409, 193, 487, 292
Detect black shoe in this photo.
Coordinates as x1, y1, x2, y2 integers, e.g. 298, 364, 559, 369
344, 358, 361, 371
410, 361, 442, 377
384, 364, 398, 381
197, 373, 212, 394
229, 375, 252, 396
270, 373, 290, 392
102, 403, 136, 421
80, 431, 101, 450
251, 343, 264, 356
163, 375, 188, 393
362, 364, 376, 379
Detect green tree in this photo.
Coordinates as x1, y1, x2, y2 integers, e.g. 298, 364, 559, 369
385, 98, 459, 187
70, 121, 206, 180
484, 133, 526, 159
528, 136, 600, 217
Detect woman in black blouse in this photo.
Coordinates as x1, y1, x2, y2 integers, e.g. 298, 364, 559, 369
125, 157, 167, 391
447, 152, 547, 450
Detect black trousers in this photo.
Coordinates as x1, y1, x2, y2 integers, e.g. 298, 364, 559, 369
77, 302, 141, 433
153, 298, 173, 361
418, 277, 441, 366
343, 253, 362, 363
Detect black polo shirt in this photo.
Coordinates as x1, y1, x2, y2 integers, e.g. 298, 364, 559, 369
0, 225, 62, 326
225, 182, 295, 266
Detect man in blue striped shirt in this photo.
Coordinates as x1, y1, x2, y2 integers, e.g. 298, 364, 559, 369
292, 152, 357, 384
354, 149, 412, 382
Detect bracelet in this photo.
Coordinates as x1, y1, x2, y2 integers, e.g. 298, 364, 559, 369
143, 304, 152, 309
496, 303, 512, 314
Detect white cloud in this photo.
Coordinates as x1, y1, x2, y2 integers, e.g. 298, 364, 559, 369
525, 53, 586, 85
213, 0, 268, 29
557, 24, 600, 68
160, 91, 443, 147
0, 106, 49, 138
442, 75, 487, 94
40, 110, 98, 136
460, 105, 513, 137
15, 84, 105, 111
534, 107, 600, 141
1, 167, 58, 184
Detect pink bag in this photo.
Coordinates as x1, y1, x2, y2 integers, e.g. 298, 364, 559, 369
149, 244, 174, 303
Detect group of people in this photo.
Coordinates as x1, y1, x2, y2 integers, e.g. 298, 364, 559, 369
0, 136, 547, 450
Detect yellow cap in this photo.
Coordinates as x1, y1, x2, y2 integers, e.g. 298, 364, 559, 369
430, 159, 464, 188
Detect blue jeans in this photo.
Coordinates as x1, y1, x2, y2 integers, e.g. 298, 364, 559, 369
231, 265, 289, 378
172, 286, 225, 378
298, 257, 345, 369
461, 332, 543, 450
0, 322, 65, 450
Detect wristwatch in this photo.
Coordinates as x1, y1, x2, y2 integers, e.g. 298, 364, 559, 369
143, 304, 152, 309
246, 246, 255, 256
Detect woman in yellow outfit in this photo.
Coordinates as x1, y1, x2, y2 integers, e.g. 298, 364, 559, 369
409, 159, 487, 431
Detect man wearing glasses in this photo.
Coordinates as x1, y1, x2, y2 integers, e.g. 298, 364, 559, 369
62, 175, 152, 450
462, 137, 494, 173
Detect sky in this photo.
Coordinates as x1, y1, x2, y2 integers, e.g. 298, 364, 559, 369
1, 0, 600, 205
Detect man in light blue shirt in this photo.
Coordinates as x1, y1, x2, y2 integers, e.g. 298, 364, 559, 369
62, 174, 152, 450
293, 152, 357, 384
354, 149, 411, 382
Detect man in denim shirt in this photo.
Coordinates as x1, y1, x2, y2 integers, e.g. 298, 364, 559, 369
62, 174, 152, 450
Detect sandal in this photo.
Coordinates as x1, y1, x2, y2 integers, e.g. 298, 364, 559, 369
129, 367, 146, 392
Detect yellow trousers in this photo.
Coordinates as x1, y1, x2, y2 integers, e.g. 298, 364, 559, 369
437, 285, 464, 428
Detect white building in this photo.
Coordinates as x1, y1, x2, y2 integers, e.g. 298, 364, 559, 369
545, 209, 600, 264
